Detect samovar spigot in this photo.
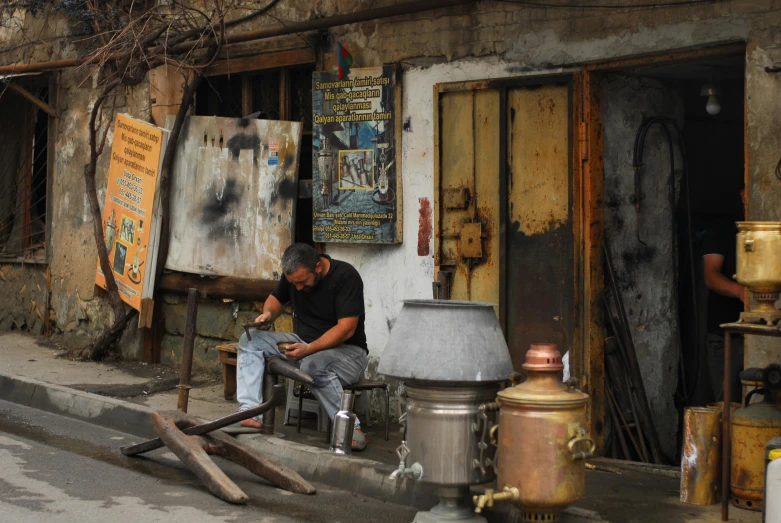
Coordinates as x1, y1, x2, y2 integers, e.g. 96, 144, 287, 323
388, 440, 423, 481
472, 486, 520, 514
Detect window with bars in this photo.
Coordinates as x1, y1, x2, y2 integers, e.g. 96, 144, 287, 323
0, 81, 50, 262
195, 65, 314, 244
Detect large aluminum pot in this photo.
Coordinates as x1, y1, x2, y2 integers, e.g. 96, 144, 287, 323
405, 384, 499, 486
736, 222, 781, 295
378, 300, 512, 383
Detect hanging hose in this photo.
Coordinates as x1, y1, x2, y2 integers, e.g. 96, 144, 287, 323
631, 117, 700, 404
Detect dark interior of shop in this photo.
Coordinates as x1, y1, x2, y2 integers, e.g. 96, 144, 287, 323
603, 54, 745, 464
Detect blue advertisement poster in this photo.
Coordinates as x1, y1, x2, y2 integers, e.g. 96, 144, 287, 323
311, 65, 401, 244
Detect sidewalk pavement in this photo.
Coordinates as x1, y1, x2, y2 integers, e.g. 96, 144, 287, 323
0, 332, 762, 523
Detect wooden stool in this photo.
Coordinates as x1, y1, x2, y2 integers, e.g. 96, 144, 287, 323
217, 343, 238, 400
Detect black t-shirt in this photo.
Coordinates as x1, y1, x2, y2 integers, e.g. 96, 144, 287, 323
271, 255, 367, 351
702, 217, 743, 333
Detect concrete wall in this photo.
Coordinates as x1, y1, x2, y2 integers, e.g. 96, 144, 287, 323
602, 74, 684, 459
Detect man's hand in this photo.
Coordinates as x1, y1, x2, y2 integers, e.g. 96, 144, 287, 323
253, 312, 274, 330
285, 342, 312, 361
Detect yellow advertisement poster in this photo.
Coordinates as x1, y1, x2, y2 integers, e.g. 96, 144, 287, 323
95, 114, 165, 312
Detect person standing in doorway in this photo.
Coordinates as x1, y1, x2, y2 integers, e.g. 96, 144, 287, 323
702, 186, 746, 402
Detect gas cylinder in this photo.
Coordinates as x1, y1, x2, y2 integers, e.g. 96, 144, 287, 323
473, 343, 594, 522
731, 368, 781, 512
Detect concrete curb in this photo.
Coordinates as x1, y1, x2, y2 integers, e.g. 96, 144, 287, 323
0, 372, 604, 521
0, 372, 439, 508
0, 373, 157, 439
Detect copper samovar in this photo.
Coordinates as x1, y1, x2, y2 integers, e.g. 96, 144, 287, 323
473, 343, 594, 522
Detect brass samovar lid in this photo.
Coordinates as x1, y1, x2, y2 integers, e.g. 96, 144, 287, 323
498, 343, 588, 407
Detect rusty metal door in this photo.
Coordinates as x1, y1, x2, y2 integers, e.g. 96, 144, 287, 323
436, 80, 572, 370
435, 89, 501, 311
504, 84, 572, 369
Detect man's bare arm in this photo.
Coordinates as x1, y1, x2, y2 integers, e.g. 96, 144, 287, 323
285, 317, 359, 361
703, 254, 745, 302
255, 294, 284, 323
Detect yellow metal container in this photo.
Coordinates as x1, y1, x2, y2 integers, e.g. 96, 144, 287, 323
491, 344, 593, 522
735, 222, 781, 323
731, 389, 781, 511
680, 406, 722, 505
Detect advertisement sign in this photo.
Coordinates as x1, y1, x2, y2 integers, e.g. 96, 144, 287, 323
95, 114, 167, 312
312, 65, 401, 244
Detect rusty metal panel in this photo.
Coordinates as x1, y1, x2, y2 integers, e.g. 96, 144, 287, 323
460, 222, 483, 258
470, 89, 501, 309
439, 91, 475, 301
443, 187, 470, 210
505, 84, 572, 370
165, 116, 302, 279
437, 89, 500, 307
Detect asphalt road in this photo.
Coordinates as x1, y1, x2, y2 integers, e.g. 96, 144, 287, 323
0, 399, 417, 522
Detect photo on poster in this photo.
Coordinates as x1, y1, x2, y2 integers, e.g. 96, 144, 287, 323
338, 150, 374, 191
113, 243, 127, 276
119, 215, 135, 244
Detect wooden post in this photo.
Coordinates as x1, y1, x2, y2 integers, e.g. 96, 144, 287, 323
177, 288, 198, 412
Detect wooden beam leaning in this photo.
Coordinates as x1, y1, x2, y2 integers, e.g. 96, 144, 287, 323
2, 81, 57, 117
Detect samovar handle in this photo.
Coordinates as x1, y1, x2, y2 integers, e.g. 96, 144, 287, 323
567, 425, 595, 461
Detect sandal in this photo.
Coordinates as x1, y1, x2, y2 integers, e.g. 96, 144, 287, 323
352, 428, 367, 451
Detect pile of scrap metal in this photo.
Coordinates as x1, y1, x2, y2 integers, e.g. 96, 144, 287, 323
603, 243, 667, 464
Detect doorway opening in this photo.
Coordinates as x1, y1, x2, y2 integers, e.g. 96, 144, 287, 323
599, 52, 745, 464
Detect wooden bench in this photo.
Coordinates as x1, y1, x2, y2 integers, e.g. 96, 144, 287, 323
217, 343, 239, 400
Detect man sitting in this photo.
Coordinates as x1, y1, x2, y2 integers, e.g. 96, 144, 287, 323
236, 243, 369, 450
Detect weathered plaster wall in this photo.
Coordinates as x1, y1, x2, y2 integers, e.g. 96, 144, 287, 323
744, 25, 781, 368
602, 74, 684, 459
3, 2, 781, 394
47, 69, 152, 352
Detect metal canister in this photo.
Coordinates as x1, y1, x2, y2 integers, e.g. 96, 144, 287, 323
680, 406, 722, 505
329, 391, 356, 455
475, 343, 593, 521
731, 388, 781, 511
405, 383, 499, 486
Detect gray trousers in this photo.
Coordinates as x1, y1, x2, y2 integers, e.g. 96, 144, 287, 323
236, 330, 368, 428
707, 333, 744, 403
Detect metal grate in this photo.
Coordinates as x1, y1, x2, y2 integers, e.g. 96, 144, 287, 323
0, 85, 49, 261
290, 67, 313, 132
250, 70, 281, 120
195, 74, 244, 118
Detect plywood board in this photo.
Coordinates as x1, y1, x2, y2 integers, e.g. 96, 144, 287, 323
165, 116, 302, 280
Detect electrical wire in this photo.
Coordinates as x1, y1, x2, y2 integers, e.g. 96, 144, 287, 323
632, 117, 700, 404
498, 0, 726, 8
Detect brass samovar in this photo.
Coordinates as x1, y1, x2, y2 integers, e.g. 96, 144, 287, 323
736, 222, 781, 324
473, 343, 594, 522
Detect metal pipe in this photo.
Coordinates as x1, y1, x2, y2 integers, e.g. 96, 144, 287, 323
260, 369, 277, 435
0, 0, 479, 75
121, 383, 284, 456
177, 288, 198, 413
267, 357, 315, 385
